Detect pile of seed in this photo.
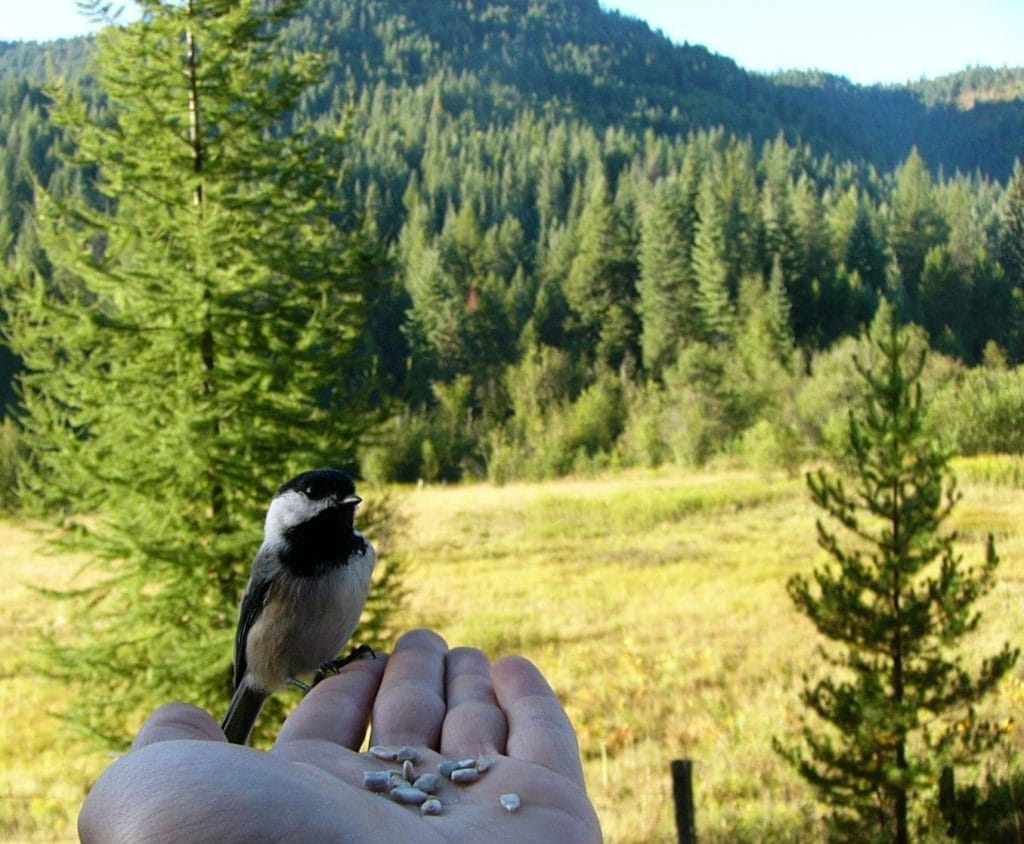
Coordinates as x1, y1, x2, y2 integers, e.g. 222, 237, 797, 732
363, 745, 520, 817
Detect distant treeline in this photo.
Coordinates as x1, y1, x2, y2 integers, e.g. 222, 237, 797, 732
2, 0, 1024, 483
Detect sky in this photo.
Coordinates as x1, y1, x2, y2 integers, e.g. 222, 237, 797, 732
603, 0, 1023, 85
2, 0, 1021, 86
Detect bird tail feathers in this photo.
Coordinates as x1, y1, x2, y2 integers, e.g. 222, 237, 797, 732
221, 682, 267, 745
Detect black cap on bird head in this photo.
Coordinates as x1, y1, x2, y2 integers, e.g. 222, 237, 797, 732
276, 468, 360, 507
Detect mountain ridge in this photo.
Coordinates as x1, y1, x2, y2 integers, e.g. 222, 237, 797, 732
281, 0, 1024, 179
2, 0, 1022, 178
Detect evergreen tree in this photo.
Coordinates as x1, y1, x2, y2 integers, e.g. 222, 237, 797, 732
692, 170, 734, 344
840, 190, 887, 295
637, 176, 697, 378
401, 199, 467, 385
731, 263, 796, 428
919, 244, 969, 358
791, 173, 838, 343
999, 159, 1024, 288
4, 0, 393, 746
890, 148, 948, 311
761, 255, 796, 365
719, 141, 761, 285
778, 301, 1018, 841
564, 163, 639, 372
761, 175, 799, 285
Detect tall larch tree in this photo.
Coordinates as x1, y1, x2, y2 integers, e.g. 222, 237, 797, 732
4, 0, 389, 746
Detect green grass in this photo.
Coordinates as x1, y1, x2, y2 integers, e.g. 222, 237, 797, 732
3, 461, 1024, 841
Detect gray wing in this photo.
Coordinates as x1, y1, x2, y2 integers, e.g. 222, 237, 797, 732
231, 558, 275, 691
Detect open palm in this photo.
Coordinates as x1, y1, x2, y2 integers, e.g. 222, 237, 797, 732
79, 629, 601, 843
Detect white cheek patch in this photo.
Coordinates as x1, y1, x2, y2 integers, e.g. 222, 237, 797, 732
264, 490, 335, 539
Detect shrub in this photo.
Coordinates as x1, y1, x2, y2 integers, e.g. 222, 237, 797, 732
530, 379, 624, 477
359, 415, 467, 484
738, 419, 804, 476
616, 384, 671, 469
662, 342, 744, 466
928, 365, 1024, 455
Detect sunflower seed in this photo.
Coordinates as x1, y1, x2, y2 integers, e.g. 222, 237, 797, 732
413, 773, 440, 793
363, 771, 391, 792
500, 793, 521, 813
397, 746, 419, 762
369, 745, 398, 762
438, 759, 461, 777
450, 766, 480, 784
390, 786, 430, 805
421, 797, 443, 816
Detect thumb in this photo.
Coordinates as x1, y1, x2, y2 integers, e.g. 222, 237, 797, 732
131, 702, 225, 750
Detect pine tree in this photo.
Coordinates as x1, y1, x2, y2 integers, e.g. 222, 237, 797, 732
564, 163, 639, 372
692, 170, 734, 344
401, 199, 466, 383
637, 176, 697, 378
890, 148, 948, 310
4, 0, 396, 747
777, 301, 1018, 841
840, 190, 888, 295
999, 159, 1024, 288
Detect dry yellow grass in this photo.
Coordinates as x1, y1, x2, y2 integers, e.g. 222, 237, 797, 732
0, 524, 104, 842
2, 462, 1023, 841
386, 465, 1024, 841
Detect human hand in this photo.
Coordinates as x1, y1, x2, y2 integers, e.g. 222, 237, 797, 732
78, 629, 602, 842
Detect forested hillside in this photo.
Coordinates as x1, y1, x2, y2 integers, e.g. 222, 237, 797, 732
3, 0, 1024, 485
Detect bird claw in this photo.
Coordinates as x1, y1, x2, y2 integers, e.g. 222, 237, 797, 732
312, 644, 376, 686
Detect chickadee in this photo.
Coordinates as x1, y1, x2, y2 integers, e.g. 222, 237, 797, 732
221, 468, 376, 745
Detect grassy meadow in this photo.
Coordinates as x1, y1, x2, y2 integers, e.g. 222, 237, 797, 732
4, 459, 1024, 841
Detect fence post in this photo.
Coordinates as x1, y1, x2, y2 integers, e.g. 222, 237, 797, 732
671, 758, 696, 844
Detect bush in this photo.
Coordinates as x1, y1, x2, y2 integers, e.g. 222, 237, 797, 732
359, 415, 466, 484
525, 376, 625, 478
928, 365, 1024, 455
360, 417, 428, 484
797, 323, 959, 458
484, 429, 527, 484
662, 343, 743, 466
616, 383, 671, 469
738, 419, 804, 476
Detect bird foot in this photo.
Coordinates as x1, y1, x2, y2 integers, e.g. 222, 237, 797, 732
312, 644, 376, 686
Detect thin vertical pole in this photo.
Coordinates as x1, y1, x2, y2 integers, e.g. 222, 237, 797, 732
671, 759, 696, 844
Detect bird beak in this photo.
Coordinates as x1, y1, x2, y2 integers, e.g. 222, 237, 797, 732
343, 494, 362, 507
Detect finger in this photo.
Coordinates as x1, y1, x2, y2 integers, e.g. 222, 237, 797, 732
492, 655, 586, 787
440, 647, 508, 758
131, 703, 225, 750
369, 628, 448, 749
275, 653, 388, 747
